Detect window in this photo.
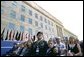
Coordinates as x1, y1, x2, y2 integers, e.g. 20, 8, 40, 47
51, 22, 53, 26
20, 15, 25, 22
49, 27, 51, 31
21, 5, 25, 12
50, 22, 53, 26
12, 1, 17, 7
48, 20, 50, 25
45, 18, 47, 23
14, 1, 17, 4
40, 16, 43, 21
40, 23, 43, 28
12, 3, 16, 7
29, 9, 32, 16
10, 10, 16, 19
45, 25, 47, 30
8, 23, 15, 30
28, 18, 32, 24
35, 13, 38, 19
35, 21, 38, 26
20, 25, 24, 32
1, 7, 4, 14
28, 28, 32, 35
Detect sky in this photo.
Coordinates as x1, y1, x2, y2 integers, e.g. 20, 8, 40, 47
34, 1, 83, 41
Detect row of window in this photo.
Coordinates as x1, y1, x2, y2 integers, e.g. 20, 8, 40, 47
1, 8, 52, 28
1, 1, 54, 32
7, 22, 54, 35
1, 8, 52, 31
11, 1, 53, 26
34, 13, 53, 26
7, 22, 32, 35
1, 1, 53, 26
9, 10, 53, 31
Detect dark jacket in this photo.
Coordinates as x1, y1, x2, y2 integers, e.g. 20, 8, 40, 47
19, 47, 32, 56
31, 40, 48, 56
46, 46, 58, 56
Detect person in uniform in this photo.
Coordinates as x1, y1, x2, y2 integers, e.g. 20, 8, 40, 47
31, 32, 48, 56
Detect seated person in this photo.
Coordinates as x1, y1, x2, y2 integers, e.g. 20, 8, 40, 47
31, 32, 48, 56
55, 37, 66, 56
19, 40, 32, 56
67, 36, 82, 56
46, 38, 58, 56
5, 42, 24, 56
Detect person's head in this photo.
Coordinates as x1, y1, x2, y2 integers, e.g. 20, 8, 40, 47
36, 32, 43, 40
68, 36, 75, 44
61, 39, 64, 43
56, 37, 61, 44
74, 38, 79, 44
48, 38, 54, 48
26, 40, 32, 48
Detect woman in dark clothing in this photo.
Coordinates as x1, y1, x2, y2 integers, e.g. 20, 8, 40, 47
67, 36, 81, 56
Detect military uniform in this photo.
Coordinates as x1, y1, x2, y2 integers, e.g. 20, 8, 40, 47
31, 40, 48, 56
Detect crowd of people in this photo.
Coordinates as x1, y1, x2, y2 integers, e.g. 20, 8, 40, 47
3, 31, 83, 56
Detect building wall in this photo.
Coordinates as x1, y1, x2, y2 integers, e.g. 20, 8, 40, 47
63, 28, 77, 39
1, 1, 77, 41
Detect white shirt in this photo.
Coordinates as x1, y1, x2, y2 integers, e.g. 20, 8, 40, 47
56, 42, 66, 55
69, 44, 75, 49
56, 42, 66, 50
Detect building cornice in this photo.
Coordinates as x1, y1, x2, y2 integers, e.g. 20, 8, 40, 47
23, 1, 63, 27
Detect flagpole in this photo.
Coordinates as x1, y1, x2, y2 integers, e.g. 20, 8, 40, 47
1, 28, 5, 40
